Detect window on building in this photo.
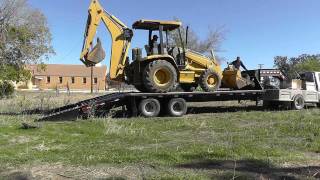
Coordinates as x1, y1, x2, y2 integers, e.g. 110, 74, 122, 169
59, 77, 63, 84
94, 78, 98, 84
83, 77, 87, 84
71, 77, 75, 84
47, 76, 51, 84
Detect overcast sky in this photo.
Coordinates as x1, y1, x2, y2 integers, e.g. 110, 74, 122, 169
29, 0, 320, 69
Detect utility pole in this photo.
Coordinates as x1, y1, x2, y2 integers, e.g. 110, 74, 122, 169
91, 66, 93, 94
258, 64, 264, 69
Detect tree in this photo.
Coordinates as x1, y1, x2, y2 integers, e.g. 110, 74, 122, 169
0, 0, 54, 81
169, 21, 226, 57
274, 54, 320, 79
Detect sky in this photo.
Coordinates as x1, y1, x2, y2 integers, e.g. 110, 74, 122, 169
29, 0, 320, 69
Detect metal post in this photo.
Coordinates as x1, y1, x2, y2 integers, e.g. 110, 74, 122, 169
159, 25, 164, 54
91, 66, 93, 94
258, 64, 264, 69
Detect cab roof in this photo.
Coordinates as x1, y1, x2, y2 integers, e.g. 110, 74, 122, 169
132, 19, 182, 31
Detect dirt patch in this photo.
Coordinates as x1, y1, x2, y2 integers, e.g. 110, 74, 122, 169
1, 163, 151, 179
9, 136, 33, 144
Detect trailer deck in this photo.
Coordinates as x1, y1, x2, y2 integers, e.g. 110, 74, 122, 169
39, 90, 265, 121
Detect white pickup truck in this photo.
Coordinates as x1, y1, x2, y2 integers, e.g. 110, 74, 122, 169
263, 71, 320, 110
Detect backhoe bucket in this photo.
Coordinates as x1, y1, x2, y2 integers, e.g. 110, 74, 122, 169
86, 40, 106, 65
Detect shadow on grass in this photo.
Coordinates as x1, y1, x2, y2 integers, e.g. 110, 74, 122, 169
187, 106, 265, 114
176, 156, 320, 179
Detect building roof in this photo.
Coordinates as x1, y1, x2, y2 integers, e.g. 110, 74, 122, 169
27, 64, 107, 78
132, 19, 182, 31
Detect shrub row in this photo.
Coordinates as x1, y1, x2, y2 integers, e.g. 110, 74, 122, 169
0, 81, 15, 98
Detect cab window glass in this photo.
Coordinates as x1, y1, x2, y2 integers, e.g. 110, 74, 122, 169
301, 73, 314, 82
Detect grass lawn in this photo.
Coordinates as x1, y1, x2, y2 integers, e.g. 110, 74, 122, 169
0, 92, 319, 179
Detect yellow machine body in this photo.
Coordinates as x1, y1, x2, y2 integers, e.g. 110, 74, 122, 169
80, 0, 232, 92
182, 50, 222, 83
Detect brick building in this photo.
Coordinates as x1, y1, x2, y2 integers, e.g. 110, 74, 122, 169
25, 64, 107, 91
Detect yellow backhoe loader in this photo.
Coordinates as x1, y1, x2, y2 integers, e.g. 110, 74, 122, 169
80, 0, 250, 93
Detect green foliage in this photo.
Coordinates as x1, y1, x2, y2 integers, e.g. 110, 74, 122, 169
0, 64, 31, 82
274, 54, 320, 79
0, 0, 54, 68
0, 81, 14, 98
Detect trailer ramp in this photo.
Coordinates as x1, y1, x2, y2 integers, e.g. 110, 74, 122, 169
38, 92, 129, 121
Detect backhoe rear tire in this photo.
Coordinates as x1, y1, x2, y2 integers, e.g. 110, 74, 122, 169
199, 69, 221, 92
143, 60, 177, 93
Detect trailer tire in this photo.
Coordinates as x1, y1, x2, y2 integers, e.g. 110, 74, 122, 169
139, 98, 161, 117
292, 95, 305, 110
167, 98, 187, 117
143, 60, 177, 93
199, 69, 221, 92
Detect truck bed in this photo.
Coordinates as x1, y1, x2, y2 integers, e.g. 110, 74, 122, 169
264, 89, 319, 103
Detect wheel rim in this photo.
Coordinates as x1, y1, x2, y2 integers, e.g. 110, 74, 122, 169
207, 74, 218, 88
295, 97, 304, 109
154, 68, 171, 87
145, 101, 157, 113
172, 102, 183, 113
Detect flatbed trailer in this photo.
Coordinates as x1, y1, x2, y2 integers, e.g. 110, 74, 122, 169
39, 90, 265, 121
39, 70, 320, 121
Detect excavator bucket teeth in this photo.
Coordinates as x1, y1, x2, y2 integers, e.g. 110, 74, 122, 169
86, 41, 106, 65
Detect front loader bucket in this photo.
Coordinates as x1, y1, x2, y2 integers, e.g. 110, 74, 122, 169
222, 68, 254, 90
86, 40, 106, 65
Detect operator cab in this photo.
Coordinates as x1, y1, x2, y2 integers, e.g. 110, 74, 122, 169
132, 19, 182, 57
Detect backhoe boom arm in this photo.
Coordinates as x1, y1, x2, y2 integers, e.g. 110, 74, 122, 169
80, 0, 133, 81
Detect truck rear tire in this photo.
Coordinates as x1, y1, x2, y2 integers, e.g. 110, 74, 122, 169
199, 69, 221, 92
292, 95, 305, 110
143, 60, 177, 93
167, 98, 187, 117
139, 98, 161, 117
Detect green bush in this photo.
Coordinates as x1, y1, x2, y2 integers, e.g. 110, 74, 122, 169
0, 81, 15, 98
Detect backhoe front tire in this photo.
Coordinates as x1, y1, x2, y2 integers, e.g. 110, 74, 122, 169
143, 60, 177, 93
199, 69, 221, 92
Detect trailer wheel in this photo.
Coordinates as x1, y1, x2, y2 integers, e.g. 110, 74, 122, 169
139, 98, 161, 117
167, 98, 187, 117
199, 69, 221, 92
292, 95, 305, 110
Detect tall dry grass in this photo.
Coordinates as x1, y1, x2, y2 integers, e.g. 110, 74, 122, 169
0, 91, 101, 114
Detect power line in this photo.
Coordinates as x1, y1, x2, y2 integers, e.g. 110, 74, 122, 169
258, 64, 264, 69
